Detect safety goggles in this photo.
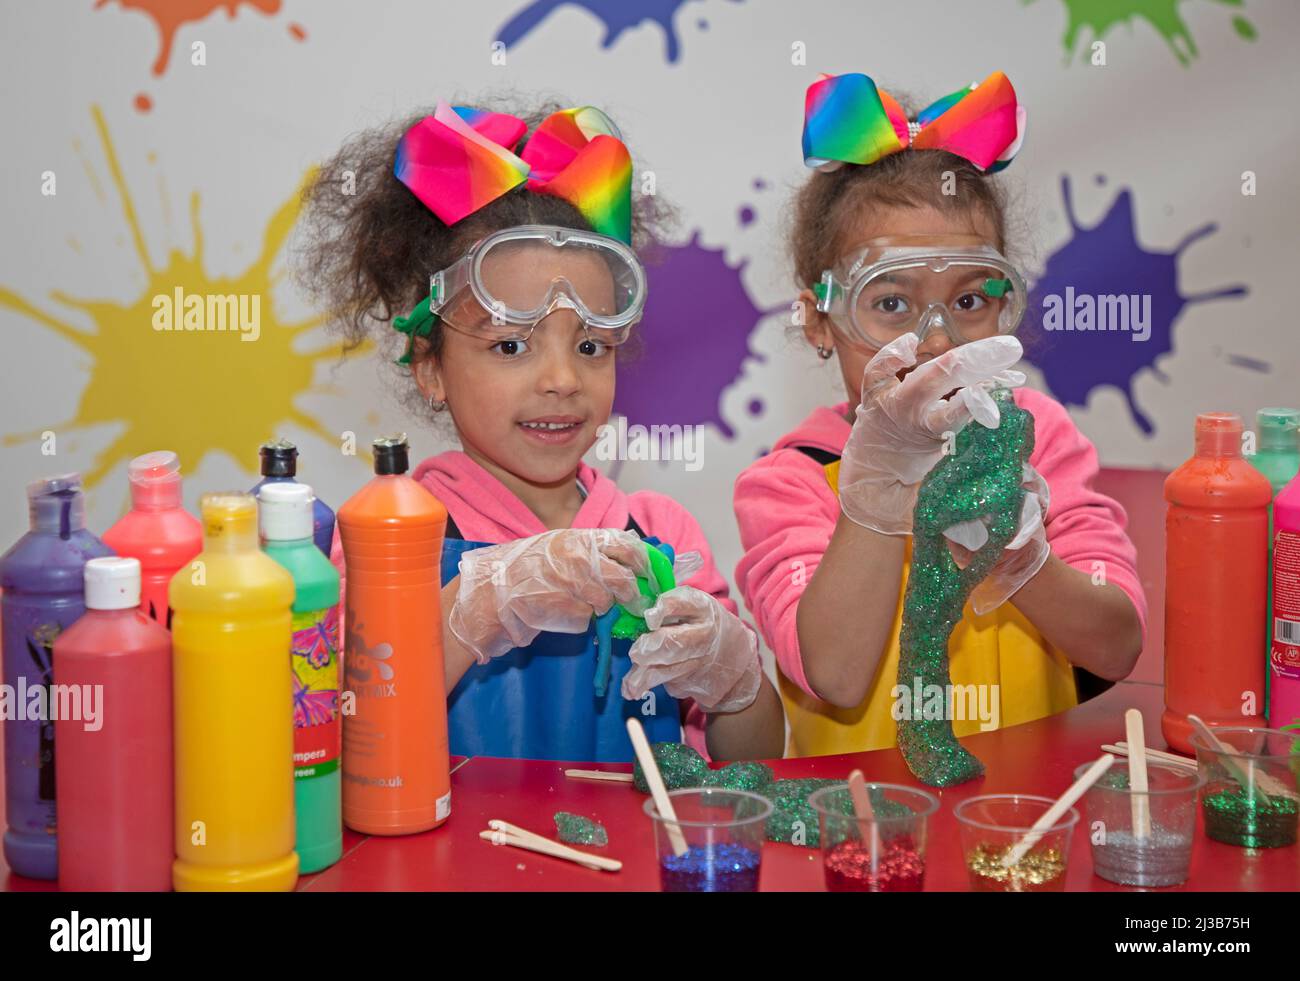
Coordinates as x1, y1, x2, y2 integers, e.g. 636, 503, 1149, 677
429, 224, 646, 344
813, 241, 1026, 351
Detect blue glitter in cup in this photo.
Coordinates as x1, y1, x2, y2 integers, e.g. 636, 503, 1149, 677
659, 842, 761, 892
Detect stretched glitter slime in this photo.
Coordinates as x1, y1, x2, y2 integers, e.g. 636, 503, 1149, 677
593, 542, 676, 697
898, 388, 1033, 786
553, 811, 608, 847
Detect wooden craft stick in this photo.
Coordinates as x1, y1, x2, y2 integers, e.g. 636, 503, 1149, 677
847, 769, 879, 878
1103, 744, 1197, 771
1125, 710, 1152, 839
478, 829, 622, 872
626, 717, 688, 856
1000, 753, 1115, 869
564, 768, 635, 783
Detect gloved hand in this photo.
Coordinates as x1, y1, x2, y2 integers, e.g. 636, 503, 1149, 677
449, 528, 651, 664
621, 586, 762, 714
838, 333, 1026, 536
943, 463, 1052, 614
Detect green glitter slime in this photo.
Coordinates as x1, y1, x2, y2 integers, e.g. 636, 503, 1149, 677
553, 811, 609, 847
1202, 782, 1299, 848
898, 388, 1033, 787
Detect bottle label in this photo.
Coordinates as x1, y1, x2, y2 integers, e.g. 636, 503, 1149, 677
1272, 530, 1300, 681
292, 604, 341, 779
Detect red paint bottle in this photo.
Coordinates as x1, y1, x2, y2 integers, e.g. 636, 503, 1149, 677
53, 556, 173, 891
1162, 412, 1272, 754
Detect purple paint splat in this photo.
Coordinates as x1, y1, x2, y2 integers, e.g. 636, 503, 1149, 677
747, 398, 763, 416
752, 178, 766, 190
497, 0, 744, 63
1225, 353, 1270, 373
739, 205, 756, 226
615, 232, 777, 438
1025, 175, 1248, 435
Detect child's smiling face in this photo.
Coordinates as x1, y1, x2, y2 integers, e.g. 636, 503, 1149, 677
801, 203, 1003, 408
414, 247, 620, 488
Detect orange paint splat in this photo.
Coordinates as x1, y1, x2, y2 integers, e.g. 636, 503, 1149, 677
96, 0, 284, 76
134, 93, 153, 113
288, 22, 306, 41
0, 106, 367, 491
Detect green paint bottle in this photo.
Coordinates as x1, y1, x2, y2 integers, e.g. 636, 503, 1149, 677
258, 482, 343, 874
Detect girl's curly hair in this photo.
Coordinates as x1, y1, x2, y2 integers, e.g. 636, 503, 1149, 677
293, 97, 673, 424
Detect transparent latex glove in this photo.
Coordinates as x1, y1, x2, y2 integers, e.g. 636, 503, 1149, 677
943, 463, 1051, 614
838, 332, 1026, 536
449, 528, 650, 664
620, 585, 762, 714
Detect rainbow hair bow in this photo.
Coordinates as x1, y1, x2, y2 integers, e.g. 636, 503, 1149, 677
393, 101, 633, 243
802, 71, 1026, 174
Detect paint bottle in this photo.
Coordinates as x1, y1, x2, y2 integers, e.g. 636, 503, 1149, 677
54, 557, 172, 891
258, 482, 342, 873
0, 474, 113, 880
337, 435, 450, 835
1163, 413, 1272, 754
1268, 471, 1300, 730
251, 439, 336, 558
169, 492, 297, 891
102, 451, 203, 629
1249, 409, 1300, 716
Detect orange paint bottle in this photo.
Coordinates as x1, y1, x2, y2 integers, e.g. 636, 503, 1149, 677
337, 436, 450, 834
1163, 412, 1272, 754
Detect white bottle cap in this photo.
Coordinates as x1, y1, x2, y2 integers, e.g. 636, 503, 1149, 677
258, 482, 314, 542
85, 557, 142, 610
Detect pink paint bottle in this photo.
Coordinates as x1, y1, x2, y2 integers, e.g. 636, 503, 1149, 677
1268, 471, 1300, 730
102, 451, 202, 629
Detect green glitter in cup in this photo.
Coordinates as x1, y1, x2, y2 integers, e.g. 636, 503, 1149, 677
1201, 781, 1299, 848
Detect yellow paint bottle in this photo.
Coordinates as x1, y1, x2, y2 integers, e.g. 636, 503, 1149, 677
169, 492, 298, 891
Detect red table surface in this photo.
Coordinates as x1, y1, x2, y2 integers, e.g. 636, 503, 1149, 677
5, 682, 1297, 891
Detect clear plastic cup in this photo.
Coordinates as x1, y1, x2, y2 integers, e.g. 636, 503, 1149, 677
1190, 726, 1300, 848
808, 783, 938, 892
1075, 760, 1202, 887
954, 794, 1077, 892
643, 788, 772, 892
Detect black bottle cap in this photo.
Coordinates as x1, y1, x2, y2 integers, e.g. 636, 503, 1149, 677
372, 434, 410, 475
259, 438, 299, 477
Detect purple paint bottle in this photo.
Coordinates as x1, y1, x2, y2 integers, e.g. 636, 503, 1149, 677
250, 439, 335, 558
1, 473, 113, 879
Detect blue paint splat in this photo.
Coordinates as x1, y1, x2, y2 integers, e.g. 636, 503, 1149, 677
615, 231, 781, 439
496, 0, 744, 63
1025, 175, 1248, 435
738, 204, 756, 226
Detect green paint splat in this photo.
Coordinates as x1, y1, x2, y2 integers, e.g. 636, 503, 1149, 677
1028, 0, 1257, 67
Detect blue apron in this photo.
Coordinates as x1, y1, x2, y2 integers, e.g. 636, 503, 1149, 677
442, 533, 683, 762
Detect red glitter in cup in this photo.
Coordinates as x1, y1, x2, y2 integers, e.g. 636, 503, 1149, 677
824, 835, 925, 892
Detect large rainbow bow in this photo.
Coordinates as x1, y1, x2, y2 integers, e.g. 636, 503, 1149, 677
393, 101, 633, 243
802, 71, 1025, 174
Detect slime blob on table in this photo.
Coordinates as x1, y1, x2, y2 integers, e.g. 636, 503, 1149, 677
592, 542, 676, 697
898, 388, 1034, 787
553, 812, 608, 847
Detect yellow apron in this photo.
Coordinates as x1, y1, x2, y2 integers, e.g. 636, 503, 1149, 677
780, 458, 1078, 758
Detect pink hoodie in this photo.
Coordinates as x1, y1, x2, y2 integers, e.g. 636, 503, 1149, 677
333, 451, 735, 758
733, 387, 1148, 697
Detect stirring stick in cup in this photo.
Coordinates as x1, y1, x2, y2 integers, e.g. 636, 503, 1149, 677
1000, 753, 1115, 869
1104, 743, 1197, 771
626, 717, 688, 857
847, 769, 879, 880
1125, 710, 1151, 839
1186, 714, 1287, 803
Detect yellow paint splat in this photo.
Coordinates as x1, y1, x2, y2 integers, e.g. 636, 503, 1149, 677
1, 106, 367, 490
